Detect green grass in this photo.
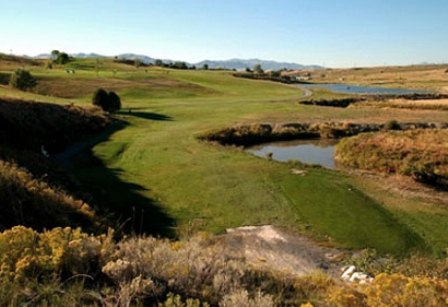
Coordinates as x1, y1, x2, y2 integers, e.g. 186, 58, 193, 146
2, 58, 448, 255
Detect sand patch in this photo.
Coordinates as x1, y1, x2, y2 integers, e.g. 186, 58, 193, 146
220, 225, 345, 276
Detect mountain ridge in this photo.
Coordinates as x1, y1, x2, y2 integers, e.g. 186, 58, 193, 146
32, 52, 323, 70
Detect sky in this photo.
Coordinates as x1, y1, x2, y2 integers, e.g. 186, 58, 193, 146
1, 0, 447, 68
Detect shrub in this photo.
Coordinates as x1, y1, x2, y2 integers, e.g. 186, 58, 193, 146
0, 226, 114, 281
385, 119, 401, 131
108, 91, 122, 112
92, 88, 122, 112
9, 69, 37, 91
220, 289, 274, 307
92, 88, 109, 110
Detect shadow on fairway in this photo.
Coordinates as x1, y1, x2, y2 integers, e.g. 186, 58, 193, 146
118, 109, 173, 121
69, 119, 176, 238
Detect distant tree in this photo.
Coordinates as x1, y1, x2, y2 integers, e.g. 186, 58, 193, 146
155, 59, 164, 67
245, 67, 252, 73
108, 91, 122, 112
51, 50, 60, 61
202, 64, 209, 70
134, 59, 141, 68
253, 64, 264, 74
51, 50, 70, 64
92, 88, 122, 112
58, 52, 70, 64
9, 69, 37, 91
270, 70, 281, 78
173, 61, 188, 70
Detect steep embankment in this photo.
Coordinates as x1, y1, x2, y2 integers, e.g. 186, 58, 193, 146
0, 97, 109, 231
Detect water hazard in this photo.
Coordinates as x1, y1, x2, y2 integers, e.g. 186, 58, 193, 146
247, 139, 338, 169
301, 83, 430, 95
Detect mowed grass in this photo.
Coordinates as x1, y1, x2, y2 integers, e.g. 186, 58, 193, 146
2, 58, 448, 255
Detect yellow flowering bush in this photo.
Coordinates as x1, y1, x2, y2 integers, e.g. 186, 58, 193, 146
0, 226, 113, 281
364, 273, 448, 307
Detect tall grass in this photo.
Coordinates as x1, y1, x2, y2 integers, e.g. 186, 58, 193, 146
336, 129, 448, 186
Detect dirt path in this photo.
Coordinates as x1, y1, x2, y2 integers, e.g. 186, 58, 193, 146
216, 225, 345, 277
53, 121, 124, 169
291, 84, 313, 98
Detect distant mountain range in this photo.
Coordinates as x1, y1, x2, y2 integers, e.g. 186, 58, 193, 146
195, 59, 322, 70
33, 53, 322, 70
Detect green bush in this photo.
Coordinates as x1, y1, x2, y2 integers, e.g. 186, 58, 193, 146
92, 88, 109, 110
92, 88, 122, 112
9, 69, 37, 91
108, 91, 122, 112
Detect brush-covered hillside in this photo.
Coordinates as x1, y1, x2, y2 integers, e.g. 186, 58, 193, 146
0, 96, 109, 232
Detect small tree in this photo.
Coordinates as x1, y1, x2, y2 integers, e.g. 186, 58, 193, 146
51, 50, 70, 64
9, 69, 37, 91
51, 50, 60, 61
92, 89, 122, 112
203, 64, 209, 70
92, 88, 109, 111
108, 91, 121, 112
155, 59, 164, 67
57, 52, 70, 64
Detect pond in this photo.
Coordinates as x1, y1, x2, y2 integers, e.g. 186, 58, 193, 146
247, 139, 339, 169
300, 83, 430, 95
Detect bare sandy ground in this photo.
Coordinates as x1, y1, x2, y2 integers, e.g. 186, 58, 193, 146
215, 225, 345, 277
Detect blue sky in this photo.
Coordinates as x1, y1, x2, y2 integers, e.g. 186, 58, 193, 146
1, 0, 447, 67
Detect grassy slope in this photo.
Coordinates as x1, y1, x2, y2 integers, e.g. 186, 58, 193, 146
2, 58, 448, 255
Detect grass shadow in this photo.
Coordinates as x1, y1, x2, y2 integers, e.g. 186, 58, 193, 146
65, 120, 176, 237
118, 109, 173, 121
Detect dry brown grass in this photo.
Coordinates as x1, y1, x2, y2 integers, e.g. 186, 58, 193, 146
33, 75, 212, 98
384, 98, 448, 110
0, 160, 97, 231
313, 65, 448, 89
357, 98, 448, 111
336, 129, 448, 185
0, 53, 41, 70
288, 64, 448, 92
